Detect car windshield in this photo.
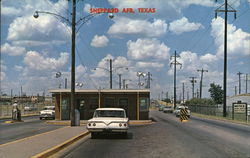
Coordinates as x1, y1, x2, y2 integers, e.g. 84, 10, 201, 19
93, 110, 125, 118
43, 107, 55, 110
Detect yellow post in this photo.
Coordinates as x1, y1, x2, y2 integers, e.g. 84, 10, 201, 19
137, 92, 140, 120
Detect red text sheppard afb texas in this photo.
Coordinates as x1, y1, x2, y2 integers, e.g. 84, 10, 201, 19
90, 8, 156, 14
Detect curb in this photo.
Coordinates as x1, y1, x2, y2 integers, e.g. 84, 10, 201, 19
129, 120, 154, 125
31, 130, 90, 158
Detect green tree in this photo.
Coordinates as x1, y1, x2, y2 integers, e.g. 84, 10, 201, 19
208, 83, 223, 104
185, 98, 215, 106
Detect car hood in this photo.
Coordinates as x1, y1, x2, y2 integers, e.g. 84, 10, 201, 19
88, 117, 128, 124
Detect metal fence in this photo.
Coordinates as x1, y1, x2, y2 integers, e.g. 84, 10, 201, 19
0, 102, 53, 119
189, 104, 249, 121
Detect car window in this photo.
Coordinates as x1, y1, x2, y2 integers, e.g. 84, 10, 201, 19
94, 110, 125, 118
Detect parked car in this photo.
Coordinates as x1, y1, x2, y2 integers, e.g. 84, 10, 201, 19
87, 108, 129, 138
163, 106, 173, 113
40, 106, 55, 120
174, 106, 191, 117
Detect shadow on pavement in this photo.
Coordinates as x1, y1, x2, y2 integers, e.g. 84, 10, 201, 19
91, 132, 133, 140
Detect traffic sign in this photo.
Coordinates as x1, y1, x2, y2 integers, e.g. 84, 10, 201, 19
180, 108, 188, 122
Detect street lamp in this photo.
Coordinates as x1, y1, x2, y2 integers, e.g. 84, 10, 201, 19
33, 1, 114, 126
137, 71, 146, 89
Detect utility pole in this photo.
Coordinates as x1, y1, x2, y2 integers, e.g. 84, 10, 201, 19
215, 0, 236, 117
70, 0, 76, 126
189, 77, 197, 99
196, 88, 199, 98
166, 91, 169, 100
187, 91, 189, 100
170, 51, 182, 109
65, 78, 67, 89
245, 74, 248, 94
237, 72, 243, 94
21, 86, 23, 97
146, 72, 152, 89
235, 86, 237, 96
109, 59, 113, 89
118, 74, 122, 89
197, 68, 208, 98
123, 79, 126, 89
182, 83, 185, 103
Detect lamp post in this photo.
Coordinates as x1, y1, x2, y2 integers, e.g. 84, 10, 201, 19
34, 1, 114, 126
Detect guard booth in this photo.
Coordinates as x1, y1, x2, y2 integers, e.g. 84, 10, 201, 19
49, 89, 150, 120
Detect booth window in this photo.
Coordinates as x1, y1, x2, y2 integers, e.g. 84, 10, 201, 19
105, 97, 115, 107
140, 97, 149, 111
89, 97, 98, 110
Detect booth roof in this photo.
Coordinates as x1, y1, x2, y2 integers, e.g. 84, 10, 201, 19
49, 89, 150, 93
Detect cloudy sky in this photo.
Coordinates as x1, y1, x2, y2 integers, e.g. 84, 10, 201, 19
1, 0, 250, 99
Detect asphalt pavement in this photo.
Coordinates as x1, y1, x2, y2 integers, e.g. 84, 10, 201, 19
0, 116, 64, 144
55, 110, 250, 158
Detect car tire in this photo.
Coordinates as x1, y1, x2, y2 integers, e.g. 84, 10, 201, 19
40, 117, 42, 120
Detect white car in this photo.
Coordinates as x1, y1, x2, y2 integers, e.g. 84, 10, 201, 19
163, 106, 173, 113
174, 106, 191, 118
87, 108, 129, 138
40, 106, 55, 120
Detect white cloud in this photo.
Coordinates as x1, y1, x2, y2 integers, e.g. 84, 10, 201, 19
14, 65, 23, 72
169, 17, 203, 34
24, 51, 69, 70
2, 6, 22, 16
1, 72, 6, 81
83, 3, 92, 13
7, 15, 70, 45
211, 17, 250, 57
91, 35, 109, 47
76, 64, 87, 81
200, 53, 218, 63
136, 62, 164, 69
108, 17, 167, 37
127, 38, 170, 60
1, 43, 26, 56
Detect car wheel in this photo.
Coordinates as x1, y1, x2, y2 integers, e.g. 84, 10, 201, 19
40, 117, 42, 120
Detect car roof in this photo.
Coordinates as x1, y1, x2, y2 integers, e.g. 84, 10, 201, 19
95, 108, 125, 111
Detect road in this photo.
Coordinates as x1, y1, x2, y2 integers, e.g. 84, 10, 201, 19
0, 116, 64, 145
56, 110, 250, 158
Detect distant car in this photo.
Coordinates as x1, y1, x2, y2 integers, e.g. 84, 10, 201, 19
163, 106, 173, 113
40, 106, 55, 120
24, 106, 32, 111
174, 106, 191, 117
159, 105, 164, 111
87, 108, 129, 138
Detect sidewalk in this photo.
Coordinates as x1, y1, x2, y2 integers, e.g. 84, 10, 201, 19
0, 125, 89, 158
